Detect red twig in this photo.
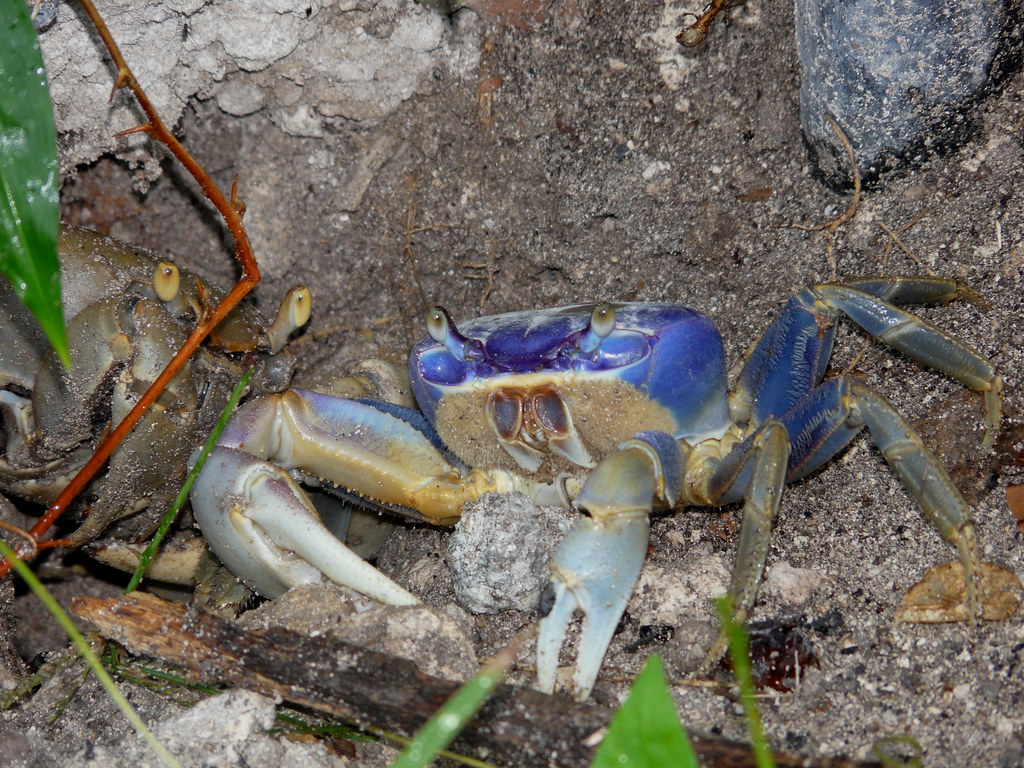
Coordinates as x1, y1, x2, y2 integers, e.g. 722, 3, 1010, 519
0, 0, 260, 576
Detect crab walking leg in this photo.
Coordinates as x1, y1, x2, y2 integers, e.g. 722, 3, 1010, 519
777, 376, 983, 621
847, 380, 982, 620
694, 420, 790, 672
734, 278, 1002, 447
537, 433, 682, 699
192, 447, 420, 603
817, 284, 1002, 447
192, 388, 524, 602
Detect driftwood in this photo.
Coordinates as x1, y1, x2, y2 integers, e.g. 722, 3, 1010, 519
72, 593, 880, 768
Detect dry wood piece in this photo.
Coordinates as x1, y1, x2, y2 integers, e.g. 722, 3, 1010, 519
72, 593, 880, 768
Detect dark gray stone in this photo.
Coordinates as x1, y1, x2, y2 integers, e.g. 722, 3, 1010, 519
797, 0, 1022, 188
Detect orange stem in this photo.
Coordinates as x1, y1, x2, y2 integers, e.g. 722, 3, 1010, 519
0, 0, 261, 577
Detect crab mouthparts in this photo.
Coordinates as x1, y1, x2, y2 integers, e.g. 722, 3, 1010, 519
484, 385, 595, 472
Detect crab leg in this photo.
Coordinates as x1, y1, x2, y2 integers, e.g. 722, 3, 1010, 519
192, 388, 522, 602
780, 376, 983, 619
695, 419, 790, 670
733, 277, 1002, 447
537, 431, 683, 699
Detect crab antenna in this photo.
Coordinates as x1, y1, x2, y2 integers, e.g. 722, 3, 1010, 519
427, 306, 482, 362
578, 303, 616, 353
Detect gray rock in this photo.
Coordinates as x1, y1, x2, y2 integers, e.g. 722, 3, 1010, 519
87, 689, 344, 768
797, 0, 1021, 187
447, 493, 574, 614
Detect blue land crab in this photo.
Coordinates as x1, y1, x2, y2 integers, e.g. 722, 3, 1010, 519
190, 277, 1001, 699
0, 225, 309, 555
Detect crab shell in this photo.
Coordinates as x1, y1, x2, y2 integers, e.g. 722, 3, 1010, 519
409, 303, 733, 481
0, 225, 296, 544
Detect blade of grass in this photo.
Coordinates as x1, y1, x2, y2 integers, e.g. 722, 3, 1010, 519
717, 597, 776, 768
873, 735, 923, 768
388, 633, 524, 768
133, 664, 225, 697
590, 654, 699, 768
0, 0, 68, 367
125, 366, 254, 593
272, 711, 374, 742
0, 539, 183, 768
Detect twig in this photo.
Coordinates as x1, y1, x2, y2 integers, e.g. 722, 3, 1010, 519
402, 175, 430, 310
877, 220, 930, 274
72, 592, 884, 768
677, 0, 740, 47
791, 114, 861, 280
0, 0, 261, 577
893, 205, 929, 238
461, 238, 500, 307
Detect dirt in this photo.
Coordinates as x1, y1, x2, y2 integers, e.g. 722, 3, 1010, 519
3, 0, 1024, 766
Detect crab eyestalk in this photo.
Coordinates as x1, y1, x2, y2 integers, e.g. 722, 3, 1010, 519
266, 286, 312, 354
153, 262, 180, 303
577, 302, 616, 353
427, 306, 484, 362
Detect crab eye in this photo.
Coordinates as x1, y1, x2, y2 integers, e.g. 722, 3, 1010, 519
426, 306, 450, 345
153, 261, 180, 303
267, 285, 312, 354
578, 303, 616, 353
427, 305, 482, 362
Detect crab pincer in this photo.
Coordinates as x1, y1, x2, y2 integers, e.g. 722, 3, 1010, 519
190, 388, 520, 603
537, 432, 683, 699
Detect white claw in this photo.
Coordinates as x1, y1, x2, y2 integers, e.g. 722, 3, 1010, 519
537, 513, 650, 699
192, 445, 419, 605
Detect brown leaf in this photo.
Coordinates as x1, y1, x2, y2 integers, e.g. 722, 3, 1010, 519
1006, 483, 1024, 533
895, 561, 1022, 623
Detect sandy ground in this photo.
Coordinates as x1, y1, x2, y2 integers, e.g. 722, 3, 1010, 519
3, 0, 1024, 766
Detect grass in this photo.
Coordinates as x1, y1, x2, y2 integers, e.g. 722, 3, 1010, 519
125, 366, 253, 593
717, 596, 775, 768
0, 539, 183, 768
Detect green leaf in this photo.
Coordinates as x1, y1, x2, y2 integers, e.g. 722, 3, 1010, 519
591, 655, 699, 768
0, 0, 68, 368
388, 657, 504, 768
717, 597, 776, 768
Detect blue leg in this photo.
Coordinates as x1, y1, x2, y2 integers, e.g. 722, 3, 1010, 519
787, 377, 981, 621
706, 374, 981, 674
732, 277, 1001, 447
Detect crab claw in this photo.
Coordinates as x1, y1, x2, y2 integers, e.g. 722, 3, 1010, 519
537, 432, 681, 699
192, 446, 420, 604
192, 388, 521, 604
